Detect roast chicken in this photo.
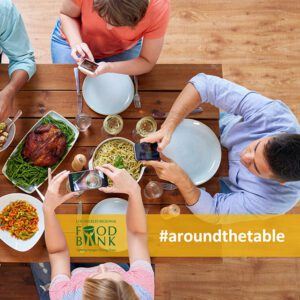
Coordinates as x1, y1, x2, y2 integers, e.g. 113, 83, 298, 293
22, 124, 67, 167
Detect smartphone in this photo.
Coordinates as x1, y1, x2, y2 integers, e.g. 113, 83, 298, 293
78, 58, 98, 75
69, 170, 108, 192
134, 142, 160, 161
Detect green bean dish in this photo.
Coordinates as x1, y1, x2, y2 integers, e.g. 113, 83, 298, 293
5, 115, 76, 190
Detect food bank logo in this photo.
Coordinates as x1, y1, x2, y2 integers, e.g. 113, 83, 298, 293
76, 225, 117, 247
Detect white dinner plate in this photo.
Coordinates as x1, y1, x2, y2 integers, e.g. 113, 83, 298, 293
90, 198, 128, 252
0, 193, 44, 252
82, 73, 134, 115
163, 119, 222, 186
90, 198, 128, 215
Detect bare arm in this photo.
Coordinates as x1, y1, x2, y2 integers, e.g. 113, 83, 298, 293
0, 70, 28, 121
103, 37, 164, 76
60, 0, 94, 60
98, 165, 150, 264
142, 83, 202, 151
43, 170, 78, 279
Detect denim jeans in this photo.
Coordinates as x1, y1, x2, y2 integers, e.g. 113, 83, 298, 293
30, 262, 130, 300
51, 19, 142, 64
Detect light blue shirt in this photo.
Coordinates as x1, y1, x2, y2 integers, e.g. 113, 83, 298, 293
188, 73, 300, 214
0, 0, 35, 79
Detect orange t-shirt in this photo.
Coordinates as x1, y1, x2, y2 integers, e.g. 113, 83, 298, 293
69, 0, 170, 59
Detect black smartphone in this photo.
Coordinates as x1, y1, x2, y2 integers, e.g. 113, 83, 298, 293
78, 58, 98, 75
134, 142, 160, 161
69, 170, 108, 192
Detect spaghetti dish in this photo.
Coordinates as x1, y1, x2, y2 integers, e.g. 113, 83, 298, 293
93, 139, 142, 182
0, 200, 39, 240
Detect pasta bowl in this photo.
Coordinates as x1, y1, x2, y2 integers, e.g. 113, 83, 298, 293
90, 137, 145, 182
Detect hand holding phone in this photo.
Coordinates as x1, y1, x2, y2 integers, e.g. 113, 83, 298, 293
69, 170, 108, 192
134, 142, 160, 161
78, 58, 99, 76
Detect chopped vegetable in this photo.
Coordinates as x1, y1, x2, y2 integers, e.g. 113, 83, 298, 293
0, 200, 38, 240
114, 155, 125, 169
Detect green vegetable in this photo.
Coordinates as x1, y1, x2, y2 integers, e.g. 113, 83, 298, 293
114, 155, 125, 169
5, 115, 75, 190
0, 122, 6, 131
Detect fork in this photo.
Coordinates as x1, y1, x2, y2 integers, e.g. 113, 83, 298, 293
160, 182, 178, 191
133, 76, 141, 108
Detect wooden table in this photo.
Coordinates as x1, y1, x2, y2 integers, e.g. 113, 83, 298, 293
0, 64, 227, 262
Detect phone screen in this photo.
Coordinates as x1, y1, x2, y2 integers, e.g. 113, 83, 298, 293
80, 59, 98, 72
134, 142, 160, 161
69, 170, 108, 192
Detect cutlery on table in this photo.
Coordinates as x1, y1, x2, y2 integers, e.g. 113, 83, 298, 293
6, 109, 22, 131
74, 67, 83, 115
152, 107, 203, 119
77, 200, 83, 215
34, 186, 45, 202
133, 76, 141, 109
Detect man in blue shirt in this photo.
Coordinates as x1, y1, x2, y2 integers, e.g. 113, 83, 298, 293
0, 0, 36, 121
143, 73, 300, 214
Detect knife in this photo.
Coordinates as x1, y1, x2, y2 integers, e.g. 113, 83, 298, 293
74, 68, 83, 115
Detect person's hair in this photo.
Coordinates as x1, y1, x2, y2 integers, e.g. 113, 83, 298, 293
264, 133, 300, 182
93, 0, 149, 27
83, 278, 139, 300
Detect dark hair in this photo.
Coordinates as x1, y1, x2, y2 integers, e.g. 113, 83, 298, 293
264, 133, 300, 182
93, 0, 149, 27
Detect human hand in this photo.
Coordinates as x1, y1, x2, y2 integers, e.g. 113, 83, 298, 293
71, 42, 94, 62
97, 164, 140, 196
142, 154, 187, 185
0, 90, 14, 122
140, 126, 174, 152
43, 169, 78, 211
93, 62, 111, 77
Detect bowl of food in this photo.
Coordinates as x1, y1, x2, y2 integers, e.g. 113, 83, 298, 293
2, 111, 79, 193
0, 193, 44, 252
91, 137, 145, 183
0, 119, 16, 152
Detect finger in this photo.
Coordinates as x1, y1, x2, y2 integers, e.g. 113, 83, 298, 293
140, 131, 162, 144
62, 192, 78, 202
159, 153, 172, 163
97, 166, 114, 178
76, 45, 85, 58
48, 168, 52, 184
81, 43, 94, 61
52, 171, 70, 187
142, 160, 164, 169
71, 48, 81, 62
98, 186, 116, 194
102, 164, 118, 173
157, 136, 171, 152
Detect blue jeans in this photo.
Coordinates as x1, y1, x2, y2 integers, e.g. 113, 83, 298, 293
51, 20, 142, 63
30, 262, 130, 300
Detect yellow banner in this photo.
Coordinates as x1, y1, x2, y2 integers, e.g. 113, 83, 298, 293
57, 214, 300, 257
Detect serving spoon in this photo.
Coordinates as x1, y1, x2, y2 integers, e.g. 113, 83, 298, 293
6, 109, 22, 131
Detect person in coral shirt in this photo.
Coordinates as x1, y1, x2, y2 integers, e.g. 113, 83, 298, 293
51, 0, 170, 76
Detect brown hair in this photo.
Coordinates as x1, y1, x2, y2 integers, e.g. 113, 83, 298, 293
83, 278, 139, 300
93, 0, 149, 27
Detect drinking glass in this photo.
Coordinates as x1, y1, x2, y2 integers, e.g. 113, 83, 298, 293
76, 113, 92, 132
102, 114, 124, 136
143, 181, 163, 199
132, 116, 157, 142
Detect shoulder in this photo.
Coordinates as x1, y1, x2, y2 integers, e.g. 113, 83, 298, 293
0, 0, 14, 12
148, 0, 170, 15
